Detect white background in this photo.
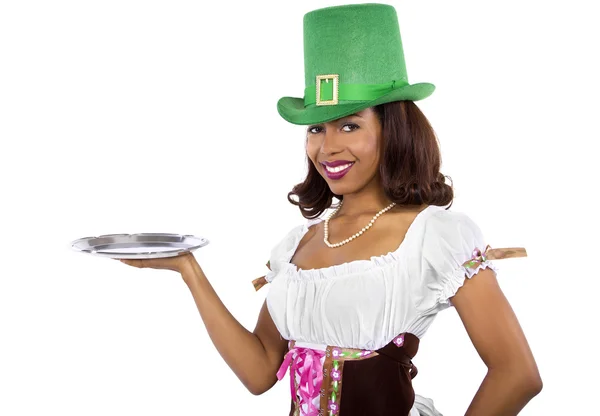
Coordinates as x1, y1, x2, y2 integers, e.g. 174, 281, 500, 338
1, 0, 598, 414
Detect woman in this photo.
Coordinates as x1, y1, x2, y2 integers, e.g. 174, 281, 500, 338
118, 4, 542, 415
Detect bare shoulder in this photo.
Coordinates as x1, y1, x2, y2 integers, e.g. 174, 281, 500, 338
299, 220, 321, 247
388, 203, 430, 219
378, 203, 430, 231
290, 219, 322, 264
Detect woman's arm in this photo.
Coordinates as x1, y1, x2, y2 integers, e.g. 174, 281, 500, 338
450, 268, 543, 415
180, 254, 289, 395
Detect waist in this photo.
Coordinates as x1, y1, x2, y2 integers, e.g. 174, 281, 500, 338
292, 341, 327, 351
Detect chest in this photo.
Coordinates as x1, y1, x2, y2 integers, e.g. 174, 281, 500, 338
290, 215, 417, 271
267, 258, 417, 348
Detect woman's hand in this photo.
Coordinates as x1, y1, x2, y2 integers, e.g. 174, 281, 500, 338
115, 252, 194, 273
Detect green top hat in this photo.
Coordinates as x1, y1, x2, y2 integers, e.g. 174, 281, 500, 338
277, 3, 435, 125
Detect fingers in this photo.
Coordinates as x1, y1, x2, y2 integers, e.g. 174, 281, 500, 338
115, 257, 183, 271
118, 258, 144, 268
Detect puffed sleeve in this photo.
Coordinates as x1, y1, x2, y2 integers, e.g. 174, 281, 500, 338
415, 209, 500, 315
251, 223, 306, 291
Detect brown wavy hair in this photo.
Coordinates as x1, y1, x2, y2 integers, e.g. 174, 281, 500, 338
287, 100, 454, 219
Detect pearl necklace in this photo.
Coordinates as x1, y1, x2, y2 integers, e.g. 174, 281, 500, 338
323, 200, 397, 248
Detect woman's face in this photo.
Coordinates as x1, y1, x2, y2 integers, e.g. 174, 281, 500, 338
306, 107, 383, 196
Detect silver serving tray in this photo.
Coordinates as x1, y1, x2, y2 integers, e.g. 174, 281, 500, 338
70, 233, 209, 259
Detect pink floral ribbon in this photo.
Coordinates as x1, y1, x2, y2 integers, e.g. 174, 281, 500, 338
277, 345, 326, 416
462, 245, 527, 269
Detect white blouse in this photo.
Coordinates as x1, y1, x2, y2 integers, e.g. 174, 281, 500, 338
263, 204, 518, 415
265, 204, 500, 350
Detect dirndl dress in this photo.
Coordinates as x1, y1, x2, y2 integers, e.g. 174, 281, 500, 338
252, 204, 527, 416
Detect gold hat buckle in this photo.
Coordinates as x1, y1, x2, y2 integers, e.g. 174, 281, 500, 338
316, 74, 339, 106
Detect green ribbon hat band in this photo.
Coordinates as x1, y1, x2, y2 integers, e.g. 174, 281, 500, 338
304, 76, 409, 107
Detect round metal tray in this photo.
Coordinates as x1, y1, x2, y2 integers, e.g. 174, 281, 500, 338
70, 233, 209, 259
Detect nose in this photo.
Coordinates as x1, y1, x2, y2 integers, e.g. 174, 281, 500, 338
320, 127, 344, 156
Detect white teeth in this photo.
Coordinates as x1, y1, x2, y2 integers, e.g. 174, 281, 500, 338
325, 163, 352, 173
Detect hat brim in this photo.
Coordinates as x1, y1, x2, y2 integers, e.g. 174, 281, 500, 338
277, 82, 435, 125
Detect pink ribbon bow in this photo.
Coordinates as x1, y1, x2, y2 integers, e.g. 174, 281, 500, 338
462, 245, 492, 268
277, 345, 326, 416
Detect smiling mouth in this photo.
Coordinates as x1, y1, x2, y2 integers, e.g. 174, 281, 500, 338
323, 162, 354, 173
321, 161, 355, 179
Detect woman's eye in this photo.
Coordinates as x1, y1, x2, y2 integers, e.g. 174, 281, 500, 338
307, 124, 357, 134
